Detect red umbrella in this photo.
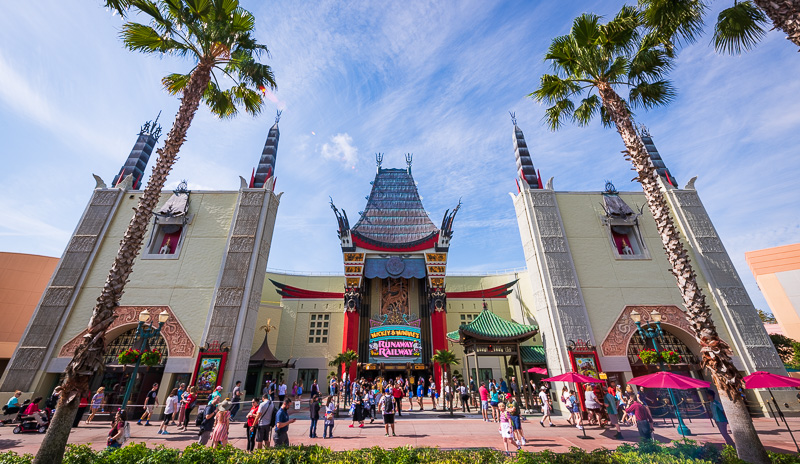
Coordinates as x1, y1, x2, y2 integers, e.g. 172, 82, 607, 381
543, 372, 604, 384
627, 371, 710, 389
742, 371, 800, 452
527, 367, 548, 375
743, 371, 800, 389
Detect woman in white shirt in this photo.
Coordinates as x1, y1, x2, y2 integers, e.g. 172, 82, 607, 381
158, 388, 180, 435
584, 385, 601, 426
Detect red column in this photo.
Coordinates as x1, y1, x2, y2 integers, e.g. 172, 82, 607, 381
342, 310, 359, 380
431, 310, 447, 392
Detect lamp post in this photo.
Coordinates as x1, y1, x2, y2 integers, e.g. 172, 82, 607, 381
630, 309, 692, 436
120, 309, 169, 411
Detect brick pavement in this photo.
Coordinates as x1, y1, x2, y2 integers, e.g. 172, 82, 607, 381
1, 408, 798, 456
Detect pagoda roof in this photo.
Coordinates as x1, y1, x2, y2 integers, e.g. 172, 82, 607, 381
351, 168, 438, 248
519, 345, 547, 365
249, 329, 292, 369
447, 310, 538, 343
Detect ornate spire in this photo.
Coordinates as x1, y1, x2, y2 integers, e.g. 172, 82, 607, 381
376, 153, 384, 173
512, 120, 541, 189
251, 113, 280, 189
509, 111, 517, 125
405, 153, 412, 174
113, 113, 162, 189
637, 126, 677, 187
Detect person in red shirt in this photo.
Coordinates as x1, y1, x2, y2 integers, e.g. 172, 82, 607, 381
479, 382, 490, 422
177, 386, 197, 431
244, 398, 260, 452
24, 397, 48, 426
625, 400, 653, 440
73, 395, 90, 428
392, 383, 403, 416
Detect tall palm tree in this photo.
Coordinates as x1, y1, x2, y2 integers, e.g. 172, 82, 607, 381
639, 0, 798, 54
36, 2, 276, 463
431, 349, 459, 416
530, 8, 768, 464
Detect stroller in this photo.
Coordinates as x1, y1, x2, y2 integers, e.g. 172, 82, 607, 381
1, 399, 31, 426
12, 407, 51, 434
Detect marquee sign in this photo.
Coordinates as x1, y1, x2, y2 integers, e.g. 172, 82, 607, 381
368, 325, 422, 363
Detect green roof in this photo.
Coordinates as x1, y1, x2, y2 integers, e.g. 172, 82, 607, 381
520, 345, 547, 364
446, 310, 538, 342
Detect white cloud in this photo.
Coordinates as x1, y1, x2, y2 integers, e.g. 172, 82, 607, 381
320, 133, 359, 166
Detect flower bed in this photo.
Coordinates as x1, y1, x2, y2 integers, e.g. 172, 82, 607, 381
1, 440, 798, 464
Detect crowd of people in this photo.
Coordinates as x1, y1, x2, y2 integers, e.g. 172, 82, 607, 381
2, 374, 737, 453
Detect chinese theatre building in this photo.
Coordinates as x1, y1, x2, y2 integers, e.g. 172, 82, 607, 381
329, 154, 460, 382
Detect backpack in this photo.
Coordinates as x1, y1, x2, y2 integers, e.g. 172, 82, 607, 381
269, 404, 278, 427
384, 396, 394, 414
195, 406, 205, 426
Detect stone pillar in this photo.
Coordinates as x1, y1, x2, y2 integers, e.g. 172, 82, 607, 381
203, 186, 281, 391
512, 188, 594, 378
0, 187, 124, 392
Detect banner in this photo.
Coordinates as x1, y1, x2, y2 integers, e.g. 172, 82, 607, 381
368, 325, 422, 363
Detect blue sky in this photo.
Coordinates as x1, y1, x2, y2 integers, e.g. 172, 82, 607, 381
1, 1, 798, 312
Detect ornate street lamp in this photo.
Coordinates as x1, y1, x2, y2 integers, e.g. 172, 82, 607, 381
631, 310, 691, 436
120, 309, 169, 412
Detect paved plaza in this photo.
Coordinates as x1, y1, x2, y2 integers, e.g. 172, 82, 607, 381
2, 409, 798, 456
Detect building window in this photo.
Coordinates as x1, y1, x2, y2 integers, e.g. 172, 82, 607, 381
308, 313, 329, 344
143, 222, 186, 259
608, 224, 649, 259
460, 314, 479, 324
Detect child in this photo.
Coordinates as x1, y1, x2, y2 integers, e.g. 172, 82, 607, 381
323, 396, 335, 439
498, 403, 518, 453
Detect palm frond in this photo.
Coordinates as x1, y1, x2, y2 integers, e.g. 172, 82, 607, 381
573, 94, 602, 126
628, 79, 675, 109
638, 0, 707, 46
543, 99, 576, 131
121, 22, 188, 55
203, 81, 238, 119
529, 74, 581, 104
713, 1, 767, 55
572, 14, 602, 46
628, 47, 673, 83
162, 72, 191, 95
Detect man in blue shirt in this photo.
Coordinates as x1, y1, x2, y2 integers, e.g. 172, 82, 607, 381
273, 399, 296, 447
604, 389, 622, 439
706, 390, 733, 446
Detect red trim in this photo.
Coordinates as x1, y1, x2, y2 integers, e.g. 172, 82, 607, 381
567, 349, 603, 412
342, 311, 359, 380
431, 311, 447, 393
351, 233, 438, 252
249, 168, 255, 188
448, 282, 515, 299
537, 169, 543, 189
271, 280, 344, 299
190, 351, 228, 402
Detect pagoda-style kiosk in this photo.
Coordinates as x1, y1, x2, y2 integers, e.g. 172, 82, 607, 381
447, 304, 539, 407
330, 154, 460, 383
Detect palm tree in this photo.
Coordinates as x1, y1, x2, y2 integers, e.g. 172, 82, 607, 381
530, 8, 768, 464
431, 349, 460, 416
36, 2, 276, 463
639, 0, 798, 54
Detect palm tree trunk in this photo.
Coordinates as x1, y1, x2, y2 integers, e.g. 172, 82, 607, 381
34, 59, 215, 464
752, 0, 800, 49
596, 82, 770, 464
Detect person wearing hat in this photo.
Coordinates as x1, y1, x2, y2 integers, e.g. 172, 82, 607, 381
210, 385, 223, 403
539, 385, 554, 427
209, 399, 232, 448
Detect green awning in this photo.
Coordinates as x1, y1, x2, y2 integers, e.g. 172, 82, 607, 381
520, 345, 547, 365
446, 310, 538, 342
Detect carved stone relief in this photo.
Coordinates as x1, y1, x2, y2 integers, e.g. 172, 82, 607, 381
601, 305, 693, 357
59, 305, 195, 358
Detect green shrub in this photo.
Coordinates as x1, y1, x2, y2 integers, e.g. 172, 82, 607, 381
0, 451, 33, 464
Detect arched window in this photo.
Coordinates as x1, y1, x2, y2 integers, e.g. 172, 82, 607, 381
103, 327, 169, 366
627, 327, 699, 366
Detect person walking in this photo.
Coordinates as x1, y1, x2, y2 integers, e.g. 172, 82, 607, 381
497, 403, 519, 452
584, 384, 601, 427
429, 378, 439, 410
329, 377, 336, 397
174, 383, 186, 425
460, 383, 471, 413
178, 386, 197, 431
273, 399, 296, 447
416, 382, 425, 411
350, 389, 365, 428
479, 382, 490, 422
209, 399, 232, 448
278, 380, 287, 403
138, 383, 159, 426
604, 387, 622, 439
489, 384, 500, 422
625, 398, 654, 440
86, 387, 105, 424
323, 396, 336, 439
561, 386, 573, 425
254, 393, 275, 449
367, 387, 377, 423
158, 388, 179, 435
539, 386, 554, 427
567, 390, 583, 430
245, 398, 259, 452
197, 401, 217, 445
72, 394, 89, 428
379, 388, 396, 437
392, 382, 403, 416
470, 376, 478, 408
309, 394, 321, 438
310, 379, 319, 398
707, 390, 734, 446
231, 380, 243, 421
106, 409, 127, 450
508, 394, 527, 447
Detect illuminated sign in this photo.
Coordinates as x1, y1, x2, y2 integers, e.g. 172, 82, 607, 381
368, 325, 422, 363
